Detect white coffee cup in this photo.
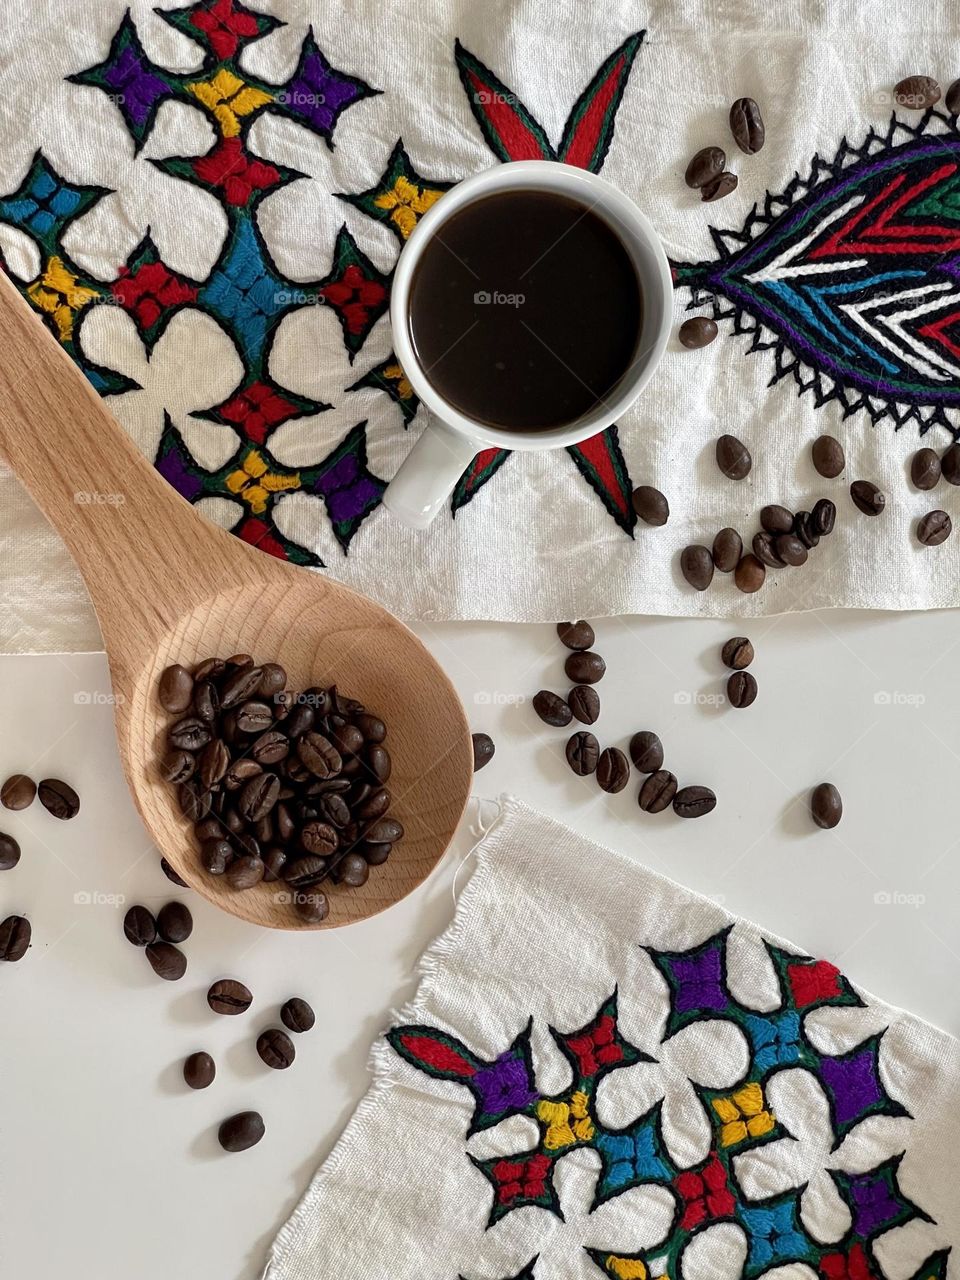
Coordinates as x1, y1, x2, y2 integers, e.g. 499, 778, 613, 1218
383, 160, 673, 529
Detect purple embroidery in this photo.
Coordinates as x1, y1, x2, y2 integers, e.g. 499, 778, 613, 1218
285, 50, 368, 136
473, 1054, 538, 1115
846, 1169, 905, 1238
671, 945, 728, 1014
818, 1046, 883, 1128
102, 47, 170, 129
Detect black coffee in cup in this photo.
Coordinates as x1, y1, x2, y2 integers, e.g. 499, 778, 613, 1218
407, 190, 643, 432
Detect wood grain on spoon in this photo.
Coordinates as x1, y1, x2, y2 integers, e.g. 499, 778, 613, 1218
0, 269, 473, 929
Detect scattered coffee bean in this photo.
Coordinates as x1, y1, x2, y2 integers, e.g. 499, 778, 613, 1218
564, 651, 606, 684
1, 774, 35, 811
472, 732, 495, 771
716, 434, 752, 480
673, 785, 717, 819
712, 528, 742, 573
684, 145, 726, 189
226, 855, 265, 890
566, 731, 599, 776
811, 782, 842, 830
159, 664, 194, 714
596, 747, 630, 794
850, 480, 885, 516
257, 1028, 296, 1070
729, 96, 764, 153
568, 685, 600, 725
281, 997, 315, 1033
776, 534, 808, 567
123, 904, 157, 947
734, 554, 766, 594
727, 671, 758, 709
811, 434, 845, 478
941, 443, 960, 485
946, 78, 960, 115
752, 532, 785, 569
218, 1111, 264, 1153
917, 510, 952, 546
760, 505, 794, 535
793, 511, 820, 550
680, 545, 714, 591
812, 498, 836, 536
556, 620, 594, 650
911, 447, 941, 491
293, 890, 329, 924
677, 317, 717, 349
183, 1051, 216, 1090
701, 171, 738, 202
336, 852, 369, 887
632, 484, 670, 524
160, 857, 188, 888
629, 731, 663, 774
638, 770, 677, 814
0, 832, 19, 870
145, 941, 187, 981
721, 637, 754, 670
157, 901, 193, 944
533, 691, 572, 727
208, 979, 252, 1015
0, 915, 30, 961
893, 75, 940, 109
37, 778, 79, 820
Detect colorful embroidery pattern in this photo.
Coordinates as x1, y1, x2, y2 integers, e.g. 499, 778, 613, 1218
673, 111, 960, 438
388, 928, 945, 1280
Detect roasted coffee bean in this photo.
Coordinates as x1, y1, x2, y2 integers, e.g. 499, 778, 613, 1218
38, 778, 79, 820
0, 833, 20, 871
282, 703, 315, 740
911, 448, 941, 491
716, 434, 752, 480
146, 941, 186, 981
729, 96, 764, 153
284, 855, 329, 889
222, 760, 261, 792
811, 782, 842, 829
631, 484, 670, 524
364, 818, 404, 844
533, 690, 572, 727
233, 831, 261, 859
157, 901, 193, 944
365, 744, 392, 782
361, 841, 392, 865
0, 915, 30, 961
727, 671, 758, 709
198, 739, 230, 790
760, 504, 794, 535
236, 701, 274, 734
223, 808, 245, 836
685, 145, 726, 188
812, 434, 845, 478
721, 637, 754, 670
638, 770, 677, 814
227, 653, 254, 669
218, 1111, 264, 1153
123, 904, 157, 947
168, 717, 211, 752
776, 534, 808, 567
183, 1051, 215, 1090
812, 498, 836, 536
597, 747, 630, 794
196, 817, 224, 842
318, 794, 351, 828
201, 839, 232, 875
208, 978, 253, 1015
161, 749, 195, 784
752, 532, 785, 569
281, 997, 315, 1033
331, 724, 364, 760
258, 1028, 296, 1070
160, 857, 188, 887
247, 731, 286, 766
192, 681, 219, 723
297, 732, 342, 779
1, 774, 35, 810
850, 480, 885, 515
262, 847, 287, 882
472, 733, 495, 771
947, 78, 960, 115
629, 731, 663, 774
701, 170, 738, 202
257, 663, 287, 698
337, 852, 369, 887
680, 545, 714, 591
294, 890, 329, 924
566, 731, 599, 776
917, 510, 952, 546
356, 788, 391, 821
179, 782, 211, 824
354, 714, 387, 743
734, 554, 765, 594
159, 664, 194, 714
226, 855, 265, 890
194, 657, 226, 682
564, 650, 606, 683
219, 665, 263, 709
894, 75, 940, 109
556, 620, 595, 650
301, 822, 339, 857
237, 773, 280, 823
274, 801, 297, 842
674, 785, 717, 819
712, 527, 742, 573
677, 317, 717, 349
941, 443, 960, 485
568, 685, 600, 725
793, 511, 820, 550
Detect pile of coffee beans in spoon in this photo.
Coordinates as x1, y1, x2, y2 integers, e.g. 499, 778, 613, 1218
157, 655, 401, 924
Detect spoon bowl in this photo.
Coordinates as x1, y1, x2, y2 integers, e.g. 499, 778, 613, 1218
0, 271, 473, 929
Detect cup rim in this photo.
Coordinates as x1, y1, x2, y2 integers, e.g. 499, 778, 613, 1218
390, 160, 673, 451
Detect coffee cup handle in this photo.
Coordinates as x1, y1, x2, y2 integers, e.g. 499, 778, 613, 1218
382, 416, 479, 529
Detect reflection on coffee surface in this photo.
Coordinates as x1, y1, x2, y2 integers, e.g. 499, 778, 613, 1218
407, 190, 643, 432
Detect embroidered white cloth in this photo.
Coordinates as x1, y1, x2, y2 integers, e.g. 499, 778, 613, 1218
3, 0, 960, 652
263, 797, 959, 1280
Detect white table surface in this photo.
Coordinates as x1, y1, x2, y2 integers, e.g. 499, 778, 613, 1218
3, 609, 959, 1279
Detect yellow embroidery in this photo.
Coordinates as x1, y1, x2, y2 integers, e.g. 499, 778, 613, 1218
26, 256, 100, 343
373, 175, 446, 239
383, 362, 413, 401
712, 1082, 775, 1148
188, 69, 272, 139
225, 450, 300, 515
536, 1090, 594, 1150
605, 1258, 648, 1280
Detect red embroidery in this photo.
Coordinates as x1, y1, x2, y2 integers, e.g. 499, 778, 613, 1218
192, 138, 282, 207
492, 1154, 551, 1205
320, 265, 388, 336
397, 1032, 477, 1078
111, 260, 197, 329
216, 381, 303, 445
675, 1154, 736, 1230
190, 0, 260, 62
819, 1242, 877, 1280
566, 1013, 624, 1077
788, 959, 842, 1009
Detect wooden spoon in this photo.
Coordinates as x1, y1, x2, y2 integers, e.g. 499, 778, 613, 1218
0, 270, 473, 929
